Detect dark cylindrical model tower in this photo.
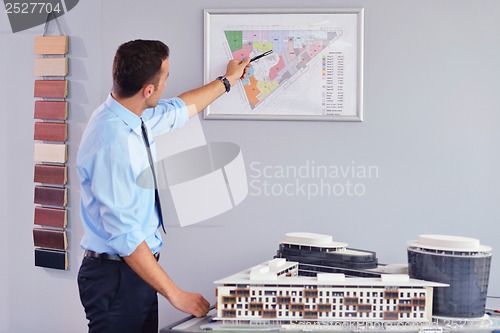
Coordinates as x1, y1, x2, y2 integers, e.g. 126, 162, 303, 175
407, 235, 491, 319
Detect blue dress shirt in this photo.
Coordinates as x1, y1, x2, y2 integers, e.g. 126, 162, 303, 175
77, 94, 189, 256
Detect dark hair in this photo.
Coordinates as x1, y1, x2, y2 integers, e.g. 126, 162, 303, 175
112, 40, 170, 98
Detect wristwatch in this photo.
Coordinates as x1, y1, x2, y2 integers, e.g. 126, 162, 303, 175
217, 76, 231, 93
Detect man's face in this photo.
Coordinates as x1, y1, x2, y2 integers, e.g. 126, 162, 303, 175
146, 58, 169, 108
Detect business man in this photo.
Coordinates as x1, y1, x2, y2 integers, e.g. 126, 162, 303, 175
77, 39, 249, 333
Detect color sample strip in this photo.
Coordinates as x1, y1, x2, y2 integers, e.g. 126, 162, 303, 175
34, 206, 67, 228
34, 122, 67, 142
34, 101, 68, 120
34, 164, 67, 185
34, 58, 68, 77
34, 36, 68, 55
34, 185, 67, 207
33, 228, 68, 250
33, 35, 70, 271
34, 80, 68, 98
34, 143, 67, 163
34, 248, 68, 270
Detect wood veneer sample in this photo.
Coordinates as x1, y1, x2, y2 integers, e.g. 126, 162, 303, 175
34, 206, 67, 228
34, 185, 67, 207
34, 164, 67, 185
33, 228, 68, 250
34, 248, 68, 270
34, 143, 67, 163
34, 58, 68, 76
34, 36, 68, 55
34, 101, 68, 120
34, 80, 68, 98
34, 122, 67, 142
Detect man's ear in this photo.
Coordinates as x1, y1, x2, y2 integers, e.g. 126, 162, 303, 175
143, 84, 155, 98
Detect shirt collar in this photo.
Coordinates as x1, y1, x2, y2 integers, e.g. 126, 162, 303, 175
105, 94, 142, 135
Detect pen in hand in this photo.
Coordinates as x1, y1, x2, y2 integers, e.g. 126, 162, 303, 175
249, 50, 273, 63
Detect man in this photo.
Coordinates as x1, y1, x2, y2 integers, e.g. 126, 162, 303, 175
76, 40, 250, 333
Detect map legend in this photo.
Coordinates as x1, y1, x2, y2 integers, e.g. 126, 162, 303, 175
322, 51, 344, 115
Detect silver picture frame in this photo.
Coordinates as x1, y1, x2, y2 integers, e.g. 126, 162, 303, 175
204, 8, 364, 121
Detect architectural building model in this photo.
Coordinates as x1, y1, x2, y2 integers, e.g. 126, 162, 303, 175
275, 232, 381, 278
214, 258, 446, 327
407, 234, 492, 319
208, 232, 494, 331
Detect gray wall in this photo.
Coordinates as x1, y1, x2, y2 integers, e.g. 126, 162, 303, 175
1, 0, 499, 332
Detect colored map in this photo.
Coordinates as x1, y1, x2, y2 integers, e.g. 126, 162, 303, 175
224, 29, 342, 109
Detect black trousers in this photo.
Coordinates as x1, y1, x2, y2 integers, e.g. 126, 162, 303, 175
78, 257, 158, 333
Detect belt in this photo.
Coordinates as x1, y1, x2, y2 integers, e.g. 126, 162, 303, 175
84, 250, 160, 262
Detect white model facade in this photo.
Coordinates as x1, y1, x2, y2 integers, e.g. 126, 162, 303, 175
215, 259, 446, 325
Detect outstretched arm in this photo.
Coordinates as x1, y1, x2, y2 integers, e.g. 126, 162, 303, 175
179, 58, 250, 117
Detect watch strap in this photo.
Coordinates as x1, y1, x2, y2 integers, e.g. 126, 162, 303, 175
217, 76, 231, 93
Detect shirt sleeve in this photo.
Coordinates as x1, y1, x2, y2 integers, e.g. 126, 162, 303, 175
142, 97, 189, 137
89, 145, 148, 256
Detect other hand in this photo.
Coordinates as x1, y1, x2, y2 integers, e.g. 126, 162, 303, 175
168, 288, 210, 317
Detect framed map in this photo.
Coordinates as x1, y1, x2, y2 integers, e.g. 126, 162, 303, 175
204, 8, 364, 121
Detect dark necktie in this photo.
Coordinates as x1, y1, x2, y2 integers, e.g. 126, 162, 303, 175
140, 119, 166, 234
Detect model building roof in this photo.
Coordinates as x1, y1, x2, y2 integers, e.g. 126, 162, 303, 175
407, 234, 492, 253
282, 232, 348, 249
215, 259, 448, 288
